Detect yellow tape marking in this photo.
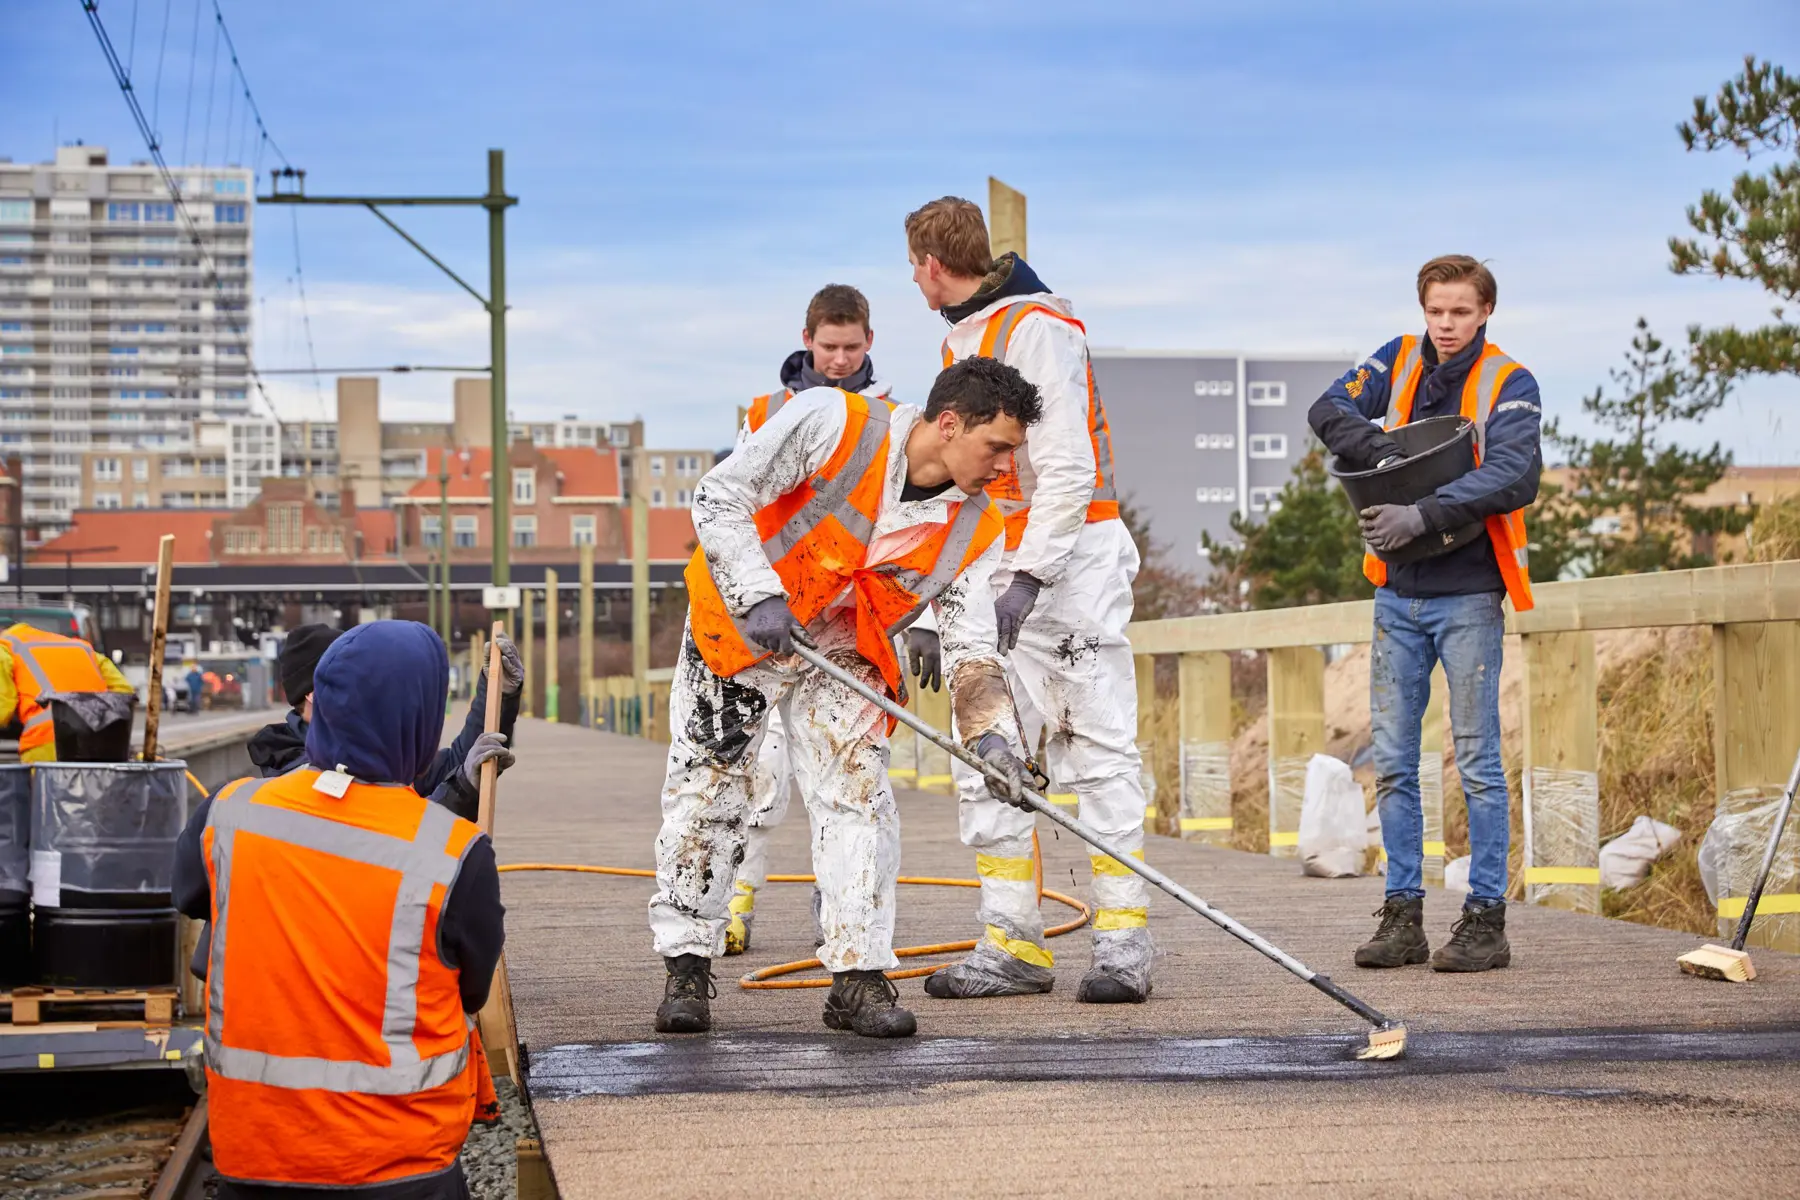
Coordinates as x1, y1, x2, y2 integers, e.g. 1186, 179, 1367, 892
975, 854, 1035, 882
1525, 867, 1600, 885
1047, 793, 1079, 807
1094, 907, 1149, 930
37, 1053, 53, 1069
1718, 894, 1800, 919
1269, 831, 1299, 847
1090, 851, 1146, 877
165, 1049, 183, 1061
984, 924, 1054, 968
888, 768, 918, 780
1182, 816, 1233, 831
1423, 840, 1447, 856
917, 775, 953, 788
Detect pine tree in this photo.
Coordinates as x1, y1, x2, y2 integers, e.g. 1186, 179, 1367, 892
1203, 450, 1371, 609
1669, 56, 1800, 379
1532, 319, 1746, 577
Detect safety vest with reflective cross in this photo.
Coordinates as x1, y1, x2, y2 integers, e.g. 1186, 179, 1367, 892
746, 388, 793, 432
200, 770, 496, 1189
1, 627, 109, 754
1361, 334, 1536, 613
941, 300, 1120, 551
686, 389, 1005, 701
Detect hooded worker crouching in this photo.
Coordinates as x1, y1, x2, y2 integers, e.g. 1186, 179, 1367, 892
649, 356, 1043, 1038
172, 622, 505, 1198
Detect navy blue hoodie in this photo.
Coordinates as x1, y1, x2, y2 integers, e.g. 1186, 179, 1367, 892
173, 621, 504, 1014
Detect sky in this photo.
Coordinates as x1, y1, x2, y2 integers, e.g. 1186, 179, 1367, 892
4, 0, 1798, 461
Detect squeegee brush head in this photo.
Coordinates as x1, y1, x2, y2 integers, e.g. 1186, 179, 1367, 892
1356, 1022, 1407, 1061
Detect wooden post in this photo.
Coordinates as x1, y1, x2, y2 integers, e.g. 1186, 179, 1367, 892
916, 678, 954, 794
473, 624, 519, 1081
1134, 653, 1160, 831
1177, 651, 1232, 843
1266, 646, 1324, 858
469, 629, 485, 703
519, 586, 535, 720
1521, 631, 1599, 913
1420, 665, 1448, 887
1712, 621, 1800, 949
544, 569, 560, 723
142, 534, 175, 761
988, 177, 1027, 262
578, 542, 595, 726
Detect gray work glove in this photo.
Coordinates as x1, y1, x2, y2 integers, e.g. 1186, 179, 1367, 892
974, 732, 1032, 811
993, 573, 1042, 653
1359, 504, 1428, 553
485, 631, 525, 695
461, 731, 515, 790
906, 627, 942, 692
743, 594, 800, 655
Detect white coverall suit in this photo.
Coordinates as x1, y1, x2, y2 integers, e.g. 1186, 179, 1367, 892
649, 390, 1016, 974
727, 379, 894, 955
938, 287, 1153, 999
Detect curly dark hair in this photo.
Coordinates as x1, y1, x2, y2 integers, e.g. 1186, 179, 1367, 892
924, 356, 1043, 430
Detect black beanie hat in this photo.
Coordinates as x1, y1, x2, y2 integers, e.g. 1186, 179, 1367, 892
281, 624, 343, 707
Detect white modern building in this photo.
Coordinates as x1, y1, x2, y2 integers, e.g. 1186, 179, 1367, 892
0, 143, 256, 535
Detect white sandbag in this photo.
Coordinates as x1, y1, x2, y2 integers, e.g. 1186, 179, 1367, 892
1298, 753, 1366, 878
1598, 815, 1682, 891
1444, 854, 1471, 895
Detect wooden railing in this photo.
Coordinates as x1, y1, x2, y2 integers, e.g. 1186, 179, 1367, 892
583, 668, 673, 742
1121, 561, 1800, 944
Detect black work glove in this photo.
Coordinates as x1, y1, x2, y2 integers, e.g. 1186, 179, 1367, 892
906, 627, 942, 692
993, 573, 1042, 653
1359, 504, 1428, 553
460, 731, 515, 791
743, 594, 800, 655
485, 632, 525, 696
974, 732, 1032, 811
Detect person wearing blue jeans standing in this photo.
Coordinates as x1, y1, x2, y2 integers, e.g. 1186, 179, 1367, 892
1309, 254, 1542, 973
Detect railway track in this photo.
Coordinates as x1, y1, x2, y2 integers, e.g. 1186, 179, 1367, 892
0, 1082, 209, 1200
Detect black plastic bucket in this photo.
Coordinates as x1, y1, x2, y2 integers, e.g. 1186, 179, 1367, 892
0, 892, 27, 988
48, 693, 135, 764
1328, 415, 1484, 565
33, 906, 177, 988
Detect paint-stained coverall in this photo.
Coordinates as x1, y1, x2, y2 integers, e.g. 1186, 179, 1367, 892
649, 389, 1017, 973
940, 256, 1152, 995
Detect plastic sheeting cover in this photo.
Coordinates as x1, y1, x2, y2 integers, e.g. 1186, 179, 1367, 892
29, 761, 189, 902
1268, 754, 1308, 859
0, 765, 25, 897
1178, 740, 1231, 842
1699, 785, 1799, 946
1298, 753, 1365, 878
1524, 765, 1600, 913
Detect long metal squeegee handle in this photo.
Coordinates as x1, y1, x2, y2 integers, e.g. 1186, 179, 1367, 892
786, 635, 1394, 1030
1731, 745, 1800, 952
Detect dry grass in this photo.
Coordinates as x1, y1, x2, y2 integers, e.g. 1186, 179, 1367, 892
1749, 493, 1800, 563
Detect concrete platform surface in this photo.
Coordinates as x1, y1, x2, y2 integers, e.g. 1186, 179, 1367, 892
494, 718, 1800, 1198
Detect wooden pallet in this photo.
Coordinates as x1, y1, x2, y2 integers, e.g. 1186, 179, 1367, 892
1, 986, 178, 1026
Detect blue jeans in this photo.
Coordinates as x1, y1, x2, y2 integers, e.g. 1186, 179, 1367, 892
1370, 589, 1510, 906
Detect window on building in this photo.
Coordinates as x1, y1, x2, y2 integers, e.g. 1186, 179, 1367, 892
571, 514, 596, 546
1250, 486, 1284, 513
1248, 433, 1288, 459
143, 203, 175, 223
675, 454, 701, 474
212, 179, 247, 195
213, 204, 246, 225
1193, 432, 1235, 450
131, 458, 148, 481
94, 492, 121, 509
608, 425, 632, 447
1193, 379, 1235, 397
651, 487, 665, 506
676, 488, 693, 506
1194, 486, 1238, 504
93, 457, 121, 481
0, 201, 30, 222
453, 515, 478, 549
512, 515, 537, 548
132, 490, 148, 508
650, 456, 665, 477
107, 203, 140, 222
1248, 381, 1287, 406
512, 468, 535, 505
266, 502, 303, 553
421, 514, 442, 549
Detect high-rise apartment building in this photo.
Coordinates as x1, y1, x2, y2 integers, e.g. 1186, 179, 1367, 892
0, 143, 255, 535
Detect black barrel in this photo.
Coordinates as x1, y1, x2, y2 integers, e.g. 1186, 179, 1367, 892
33, 906, 177, 988
1328, 415, 1483, 565
0, 764, 25, 986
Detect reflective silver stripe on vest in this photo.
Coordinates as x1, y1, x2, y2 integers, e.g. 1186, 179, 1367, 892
1384, 339, 1420, 429
868, 494, 995, 633
203, 778, 470, 1094
760, 394, 891, 563
983, 303, 1117, 510
752, 389, 792, 432
1470, 351, 1516, 463
2, 634, 66, 719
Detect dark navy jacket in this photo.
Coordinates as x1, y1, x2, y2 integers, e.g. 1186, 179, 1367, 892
1309, 328, 1543, 597
173, 622, 504, 1014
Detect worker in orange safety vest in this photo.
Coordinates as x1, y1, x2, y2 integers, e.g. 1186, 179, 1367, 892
0, 623, 136, 762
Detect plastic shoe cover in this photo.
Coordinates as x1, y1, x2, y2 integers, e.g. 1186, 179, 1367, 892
724, 908, 754, 956
823, 970, 917, 1038
810, 885, 825, 950
923, 937, 1055, 999
1076, 928, 1153, 1004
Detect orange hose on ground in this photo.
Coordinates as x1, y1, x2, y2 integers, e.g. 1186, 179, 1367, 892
496, 860, 1092, 991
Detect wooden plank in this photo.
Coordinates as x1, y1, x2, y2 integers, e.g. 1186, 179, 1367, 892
141, 534, 175, 760
578, 543, 595, 726
1420, 665, 1447, 888
520, 585, 535, 720
517, 1138, 558, 1200
544, 569, 560, 724
1266, 647, 1324, 859
1521, 632, 1599, 913
915, 677, 954, 795
1135, 653, 1163, 829
987, 176, 1027, 262
1713, 621, 1800, 950
1176, 652, 1233, 844
1128, 600, 1372, 656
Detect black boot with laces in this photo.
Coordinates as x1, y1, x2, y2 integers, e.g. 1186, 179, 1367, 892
823, 970, 917, 1038
1353, 896, 1430, 968
654, 953, 715, 1033
1430, 900, 1511, 972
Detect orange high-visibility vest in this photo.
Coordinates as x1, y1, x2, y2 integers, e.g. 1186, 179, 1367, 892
941, 300, 1120, 551
1361, 335, 1535, 612
687, 389, 1004, 700
746, 388, 793, 431
2, 627, 109, 754
201, 770, 496, 1189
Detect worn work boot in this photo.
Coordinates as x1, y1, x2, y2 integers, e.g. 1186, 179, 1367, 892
923, 938, 1055, 999
823, 970, 917, 1038
1431, 901, 1511, 972
653, 954, 715, 1033
1353, 896, 1430, 968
